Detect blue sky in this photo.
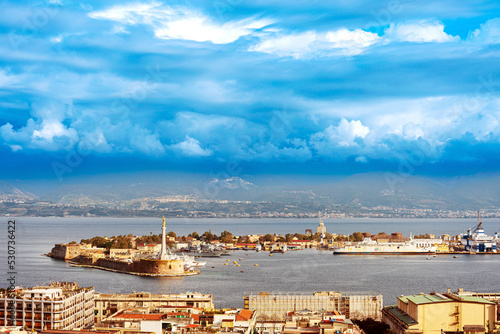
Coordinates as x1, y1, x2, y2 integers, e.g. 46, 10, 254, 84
1, 0, 500, 180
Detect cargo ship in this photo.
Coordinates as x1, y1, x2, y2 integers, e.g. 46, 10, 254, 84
459, 212, 498, 253
333, 237, 436, 255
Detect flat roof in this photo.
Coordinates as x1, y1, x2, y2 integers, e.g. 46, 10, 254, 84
399, 294, 494, 305
384, 306, 418, 326
459, 296, 495, 304
399, 294, 451, 305
25, 289, 62, 294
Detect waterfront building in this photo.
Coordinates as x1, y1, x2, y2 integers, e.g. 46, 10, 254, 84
382, 290, 497, 334
243, 291, 382, 321
0, 282, 94, 331
94, 292, 214, 323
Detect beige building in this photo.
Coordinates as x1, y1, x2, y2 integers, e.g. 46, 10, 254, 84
0, 282, 94, 331
243, 291, 382, 321
382, 291, 497, 334
94, 292, 214, 322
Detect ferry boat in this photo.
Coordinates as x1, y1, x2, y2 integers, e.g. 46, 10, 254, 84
333, 237, 436, 255
460, 212, 498, 253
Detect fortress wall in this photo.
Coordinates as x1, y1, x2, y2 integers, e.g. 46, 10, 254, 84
131, 259, 184, 275
50, 244, 82, 260
96, 258, 131, 271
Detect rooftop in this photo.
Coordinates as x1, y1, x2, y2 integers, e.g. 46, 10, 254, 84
399, 293, 495, 305
384, 306, 418, 326
399, 294, 451, 305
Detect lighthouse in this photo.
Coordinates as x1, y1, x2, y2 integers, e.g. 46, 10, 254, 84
159, 217, 169, 260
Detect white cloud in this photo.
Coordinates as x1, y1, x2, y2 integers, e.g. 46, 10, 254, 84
468, 18, 500, 44
89, 2, 272, 44
307, 95, 500, 161
171, 136, 213, 157
323, 29, 380, 55
32, 120, 78, 143
249, 31, 317, 58
384, 20, 459, 43
250, 28, 380, 58
324, 118, 370, 147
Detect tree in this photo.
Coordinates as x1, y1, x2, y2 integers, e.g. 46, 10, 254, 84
352, 232, 364, 242
188, 232, 199, 239
264, 234, 275, 242
202, 231, 215, 242
220, 232, 234, 244
69, 241, 77, 245
335, 235, 347, 242
353, 318, 392, 334
167, 231, 176, 238
312, 232, 322, 241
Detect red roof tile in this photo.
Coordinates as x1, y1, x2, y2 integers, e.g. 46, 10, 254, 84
238, 309, 253, 320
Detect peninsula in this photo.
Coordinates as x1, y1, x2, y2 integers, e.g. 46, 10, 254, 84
49, 217, 199, 277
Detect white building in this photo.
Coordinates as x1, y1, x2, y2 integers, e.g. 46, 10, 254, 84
0, 282, 94, 331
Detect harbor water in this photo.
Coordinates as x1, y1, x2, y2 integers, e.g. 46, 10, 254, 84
2, 217, 500, 307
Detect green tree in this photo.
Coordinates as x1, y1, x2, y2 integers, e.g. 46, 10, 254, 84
188, 232, 200, 239
352, 232, 364, 242
202, 231, 215, 242
220, 231, 234, 244
353, 318, 392, 334
264, 234, 275, 242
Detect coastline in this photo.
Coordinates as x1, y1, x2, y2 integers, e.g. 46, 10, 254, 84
67, 261, 200, 277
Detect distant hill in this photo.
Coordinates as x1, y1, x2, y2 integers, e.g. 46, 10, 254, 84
0, 181, 36, 199
3, 172, 500, 211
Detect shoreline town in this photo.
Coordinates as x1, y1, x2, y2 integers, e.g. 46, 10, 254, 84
1, 215, 499, 334
1, 282, 499, 334
47, 213, 500, 277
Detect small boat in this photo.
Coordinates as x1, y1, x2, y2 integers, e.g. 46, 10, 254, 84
453, 256, 458, 258
254, 264, 258, 266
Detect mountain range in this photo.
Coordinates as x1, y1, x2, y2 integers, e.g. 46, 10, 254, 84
3, 173, 500, 211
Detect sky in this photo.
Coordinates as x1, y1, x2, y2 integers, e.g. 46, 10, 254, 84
1, 0, 500, 181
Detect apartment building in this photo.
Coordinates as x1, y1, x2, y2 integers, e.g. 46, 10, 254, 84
0, 282, 94, 331
243, 291, 383, 321
382, 291, 497, 334
94, 292, 214, 323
